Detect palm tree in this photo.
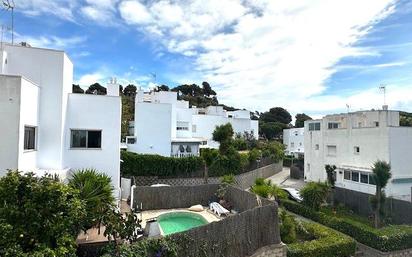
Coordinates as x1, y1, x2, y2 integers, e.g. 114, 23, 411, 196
68, 169, 114, 232
369, 161, 391, 228
325, 164, 337, 206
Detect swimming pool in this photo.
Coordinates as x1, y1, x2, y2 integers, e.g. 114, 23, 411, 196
158, 211, 208, 235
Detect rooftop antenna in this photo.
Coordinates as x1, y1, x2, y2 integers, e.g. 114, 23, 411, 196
379, 84, 387, 106
346, 104, 350, 113
2, 0, 14, 44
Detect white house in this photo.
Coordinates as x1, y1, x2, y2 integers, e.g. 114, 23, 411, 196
126, 89, 258, 157
283, 128, 304, 157
304, 109, 412, 201
0, 43, 121, 199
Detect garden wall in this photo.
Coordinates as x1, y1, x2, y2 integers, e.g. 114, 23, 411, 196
333, 187, 412, 224
358, 242, 412, 257
132, 161, 282, 189
132, 184, 284, 257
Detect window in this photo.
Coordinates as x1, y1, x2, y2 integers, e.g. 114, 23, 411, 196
354, 146, 360, 154
344, 170, 351, 180
328, 122, 339, 129
291, 142, 295, 148
71, 130, 101, 149
309, 122, 321, 131
360, 173, 369, 184
126, 137, 136, 144
351, 171, 359, 182
327, 145, 337, 156
176, 121, 189, 131
192, 124, 197, 133
294, 131, 299, 136
24, 126, 36, 150
299, 142, 302, 146
315, 144, 319, 150
374, 121, 379, 127
358, 122, 362, 128
369, 175, 376, 185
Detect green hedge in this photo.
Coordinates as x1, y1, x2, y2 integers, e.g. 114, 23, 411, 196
282, 200, 412, 252
287, 222, 356, 257
121, 151, 204, 177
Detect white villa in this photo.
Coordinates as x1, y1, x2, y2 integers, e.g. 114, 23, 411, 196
304, 109, 412, 201
283, 128, 304, 158
0, 43, 121, 199
126, 89, 258, 157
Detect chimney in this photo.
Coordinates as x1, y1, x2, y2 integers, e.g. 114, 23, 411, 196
382, 105, 388, 111
136, 86, 144, 103
107, 77, 119, 96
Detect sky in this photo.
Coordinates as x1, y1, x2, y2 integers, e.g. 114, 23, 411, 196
2, 0, 412, 117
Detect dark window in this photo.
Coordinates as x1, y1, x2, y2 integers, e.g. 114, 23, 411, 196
360, 173, 369, 183
351, 171, 359, 182
309, 122, 321, 131
71, 130, 101, 149
369, 175, 376, 185
374, 121, 379, 127
328, 122, 339, 129
24, 126, 36, 150
344, 170, 350, 180
354, 146, 360, 154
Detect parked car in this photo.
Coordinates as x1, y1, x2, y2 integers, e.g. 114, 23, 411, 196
282, 187, 303, 202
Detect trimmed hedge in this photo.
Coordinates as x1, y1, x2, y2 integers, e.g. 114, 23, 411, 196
287, 222, 356, 257
121, 151, 204, 177
282, 200, 412, 252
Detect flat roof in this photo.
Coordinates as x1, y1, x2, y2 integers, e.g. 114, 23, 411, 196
0, 74, 40, 87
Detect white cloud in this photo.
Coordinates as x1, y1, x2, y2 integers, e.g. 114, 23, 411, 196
81, 0, 120, 24
14, 34, 87, 50
118, 0, 404, 114
15, 0, 77, 21
76, 72, 106, 87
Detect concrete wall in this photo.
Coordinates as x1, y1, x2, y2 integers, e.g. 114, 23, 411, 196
65, 94, 121, 198
131, 102, 172, 156
358, 242, 412, 257
0, 75, 21, 175
18, 78, 40, 171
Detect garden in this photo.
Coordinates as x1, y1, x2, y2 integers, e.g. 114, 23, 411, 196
121, 123, 285, 178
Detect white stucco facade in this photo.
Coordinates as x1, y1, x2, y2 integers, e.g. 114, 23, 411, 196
304, 110, 412, 201
127, 90, 258, 156
283, 128, 304, 157
0, 43, 121, 199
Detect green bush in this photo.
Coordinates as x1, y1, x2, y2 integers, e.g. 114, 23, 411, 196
248, 148, 261, 162
282, 200, 412, 252
233, 137, 248, 150
121, 151, 204, 177
68, 169, 114, 231
259, 141, 284, 162
300, 182, 330, 210
251, 179, 287, 201
287, 222, 356, 257
209, 149, 242, 176
0, 171, 84, 257
279, 210, 297, 244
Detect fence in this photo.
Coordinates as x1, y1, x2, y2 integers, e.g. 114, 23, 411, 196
132, 161, 283, 190
333, 187, 412, 224
132, 184, 283, 257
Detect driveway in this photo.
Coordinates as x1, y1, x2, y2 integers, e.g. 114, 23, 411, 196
267, 167, 306, 189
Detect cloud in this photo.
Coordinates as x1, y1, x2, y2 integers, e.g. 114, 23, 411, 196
14, 34, 87, 50
117, 0, 400, 113
15, 0, 77, 21
80, 0, 120, 24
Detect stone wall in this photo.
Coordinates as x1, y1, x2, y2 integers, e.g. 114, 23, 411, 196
358, 242, 412, 257
334, 187, 412, 224
133, 162, 283, 189
249, 244, 287, 257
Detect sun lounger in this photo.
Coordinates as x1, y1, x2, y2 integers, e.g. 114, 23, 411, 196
209, 202, 230, 217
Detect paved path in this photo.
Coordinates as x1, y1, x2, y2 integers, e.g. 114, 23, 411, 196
266, 167, 306, 189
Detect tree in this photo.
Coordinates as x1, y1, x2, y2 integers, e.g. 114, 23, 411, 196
259, 122, 287, 139
123, 84, 137, 97
201, 148, 219, 183
300, 182, 330, 210
72, 84, 84, 93
295, 113, 312, 128
369, 161, 391, 228
212, 123, 234, 155
155, 85, 170, 92
259, 107, 292, 125
400, 112, 412, 127
85, 83, 107, 95
325, 164, 337, 206
202, 81, 216, 96
68, 169, 114, 232
0, 171, 84, 257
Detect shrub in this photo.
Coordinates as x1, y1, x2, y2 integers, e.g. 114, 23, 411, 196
248, 148, 261, 162
101, 237, 179, 257
121, 151, 204, 177
0, 171, 84, 257
300, 182, 330, 210
251, 179, 287, 201
233, 137, 248, 150
68, 169, 114, 231
282, 199, 412, 252
279, 209, 297, 244
220, 174, 236, 185
287, 222, 356, 257
209, 149, 242, 176
239, 152, 249, 169
259, 141, 284, 162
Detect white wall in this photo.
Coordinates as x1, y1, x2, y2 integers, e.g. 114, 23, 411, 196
131, 102, 172, 156
283, 128, 304, 156
0, 75, 21, 175
17, 78, 40, 172
64, 94, 121, 197
192, 114, 227, 148
3, 44, 70, 170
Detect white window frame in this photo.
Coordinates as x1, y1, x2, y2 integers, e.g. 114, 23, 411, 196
24, 125, 37, 151
70, 129, 102, 149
